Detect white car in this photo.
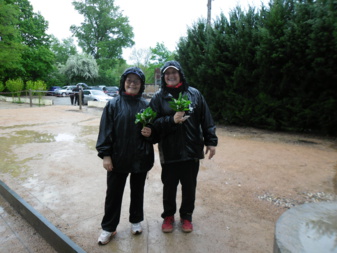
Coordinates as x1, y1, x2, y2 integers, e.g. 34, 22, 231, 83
54, 86, 76, 96
83, 90, 113, 105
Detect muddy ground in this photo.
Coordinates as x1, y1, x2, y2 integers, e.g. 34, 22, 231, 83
0, 100, 336, 253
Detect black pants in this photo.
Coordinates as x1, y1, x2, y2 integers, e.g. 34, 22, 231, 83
161, 159, 199, 222
70, 95, 74, 105
101, 171, 147, 232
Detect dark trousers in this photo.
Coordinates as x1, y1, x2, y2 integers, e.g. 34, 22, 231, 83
70, 95, 74, 105
101, 171, 147, 232
161, 159, 199, 222
74, 94, 78, 105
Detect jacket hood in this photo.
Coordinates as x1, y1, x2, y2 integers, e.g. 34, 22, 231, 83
119, 67, 146, 94
160, 60, 188, 91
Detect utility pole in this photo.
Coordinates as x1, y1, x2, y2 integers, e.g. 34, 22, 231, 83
207, 0, 213, 26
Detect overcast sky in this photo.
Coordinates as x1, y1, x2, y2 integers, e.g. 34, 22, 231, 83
29, 0, 268, 62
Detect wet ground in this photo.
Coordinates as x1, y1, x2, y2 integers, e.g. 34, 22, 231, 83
0, 98, 337, 252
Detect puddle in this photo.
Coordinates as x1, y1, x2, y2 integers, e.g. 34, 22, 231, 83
0, 131, 75, 178
13, 130, 55, 144
0, 124, 41, 130
300, 211, 337, 252
0, 136, 30, 178
0, 125, 100, 179
54, 133, 75, 142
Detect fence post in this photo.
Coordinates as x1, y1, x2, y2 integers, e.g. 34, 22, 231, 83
29, 89, 33, 107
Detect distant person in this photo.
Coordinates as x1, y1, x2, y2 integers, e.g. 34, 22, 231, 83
73, 84, 84, 105
70, 91, 75, 105
150, 60, 218, 233
96, 67, 155, 245
73, 85, 79, 105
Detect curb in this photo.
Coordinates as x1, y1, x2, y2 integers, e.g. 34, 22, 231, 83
0, 180, 86, 253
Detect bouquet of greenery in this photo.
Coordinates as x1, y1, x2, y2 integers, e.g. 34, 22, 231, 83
135, 107, 157, 127
168, 92, 191, 112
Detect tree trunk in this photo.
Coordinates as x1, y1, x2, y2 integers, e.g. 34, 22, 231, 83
207, 0, 212, 26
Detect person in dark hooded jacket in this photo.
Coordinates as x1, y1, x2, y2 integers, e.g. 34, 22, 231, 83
150, 60, 218, 233
96, 67, 154, 245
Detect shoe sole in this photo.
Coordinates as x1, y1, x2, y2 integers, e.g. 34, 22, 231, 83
131, 230, 142, 235
98, 231, 117, 245
162, 228, 173, 233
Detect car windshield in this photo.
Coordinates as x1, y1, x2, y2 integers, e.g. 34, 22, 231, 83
91, 90, 106, 95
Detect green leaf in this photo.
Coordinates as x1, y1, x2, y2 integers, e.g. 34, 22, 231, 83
168, 92, 191, 112
135, 107, 157, 127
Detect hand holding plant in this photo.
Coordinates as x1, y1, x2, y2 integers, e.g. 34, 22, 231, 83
135, 107, 157, 127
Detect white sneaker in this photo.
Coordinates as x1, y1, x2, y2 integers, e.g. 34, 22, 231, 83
98, 230, 116, 245
131, 223, 142, 235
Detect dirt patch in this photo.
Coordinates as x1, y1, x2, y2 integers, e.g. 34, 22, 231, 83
0, 101, 336, 253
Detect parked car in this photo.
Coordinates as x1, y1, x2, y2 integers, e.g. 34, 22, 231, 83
76, 83, 89, 89
83, 90, 113, 105
54, 86, 76, 97
46, 86, 61, 96
87, 86, 103, 91
104, 86, 119, 97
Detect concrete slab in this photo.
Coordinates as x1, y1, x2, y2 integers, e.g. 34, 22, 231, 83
0, 194, 57, 253
274, 202, 337, 253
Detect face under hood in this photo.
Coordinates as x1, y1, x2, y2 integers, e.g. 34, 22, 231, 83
119, 67, 146, 94
160, 60, 188, 90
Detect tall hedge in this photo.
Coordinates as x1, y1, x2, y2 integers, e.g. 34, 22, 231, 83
177, 0, 337, 135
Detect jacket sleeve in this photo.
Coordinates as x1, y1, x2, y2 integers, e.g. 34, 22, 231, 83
199, 92, 218, 147
96, 102, 114, 159
149, 94, 178, 138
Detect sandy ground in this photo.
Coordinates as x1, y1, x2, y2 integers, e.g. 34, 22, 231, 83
0, 100, 336, 253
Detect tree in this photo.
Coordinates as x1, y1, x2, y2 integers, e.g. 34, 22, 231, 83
61, 54, 99, 84
5, 78, 24, 100
71, 0, 134, 62
26, 80, 47, 102
176, 0, 337, 135
0, 81, 5, 92
129, 47, 151, 67
0, 0, 25, 79
150, 42, 175, 65
1, 0, 54, 81
50, 36, 78, 65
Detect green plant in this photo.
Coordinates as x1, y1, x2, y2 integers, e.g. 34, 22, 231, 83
26, 80, 47, 104
168, 92, 191, 111
0, 81, 4, 92
135, 107, 157, 127
6, 78, 24, 102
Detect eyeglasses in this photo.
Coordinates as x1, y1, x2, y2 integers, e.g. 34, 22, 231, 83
126, 78, 141, 85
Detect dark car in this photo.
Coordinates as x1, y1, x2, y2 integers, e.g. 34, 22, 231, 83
104, 86, 119, 97
46, 86, 61, 96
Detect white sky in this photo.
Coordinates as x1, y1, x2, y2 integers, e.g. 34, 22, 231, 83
29, 0, 268, 62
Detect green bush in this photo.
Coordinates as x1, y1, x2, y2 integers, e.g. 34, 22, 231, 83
0, 81, 5, 92
26, 80, 47, 103
6, 78, 24, 102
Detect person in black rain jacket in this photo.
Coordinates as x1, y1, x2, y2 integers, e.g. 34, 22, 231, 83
150, 60, 218, 233
96, 67, 154, 245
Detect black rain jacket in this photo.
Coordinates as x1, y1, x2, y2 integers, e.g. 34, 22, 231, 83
96, 93, 154, 173
149, 61, 218, 164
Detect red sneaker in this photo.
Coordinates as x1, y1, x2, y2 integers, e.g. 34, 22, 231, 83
181, 219, 193, 233
162, 216, 174, 233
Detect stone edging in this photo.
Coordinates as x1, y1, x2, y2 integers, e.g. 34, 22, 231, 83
0, 180, 86, 253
